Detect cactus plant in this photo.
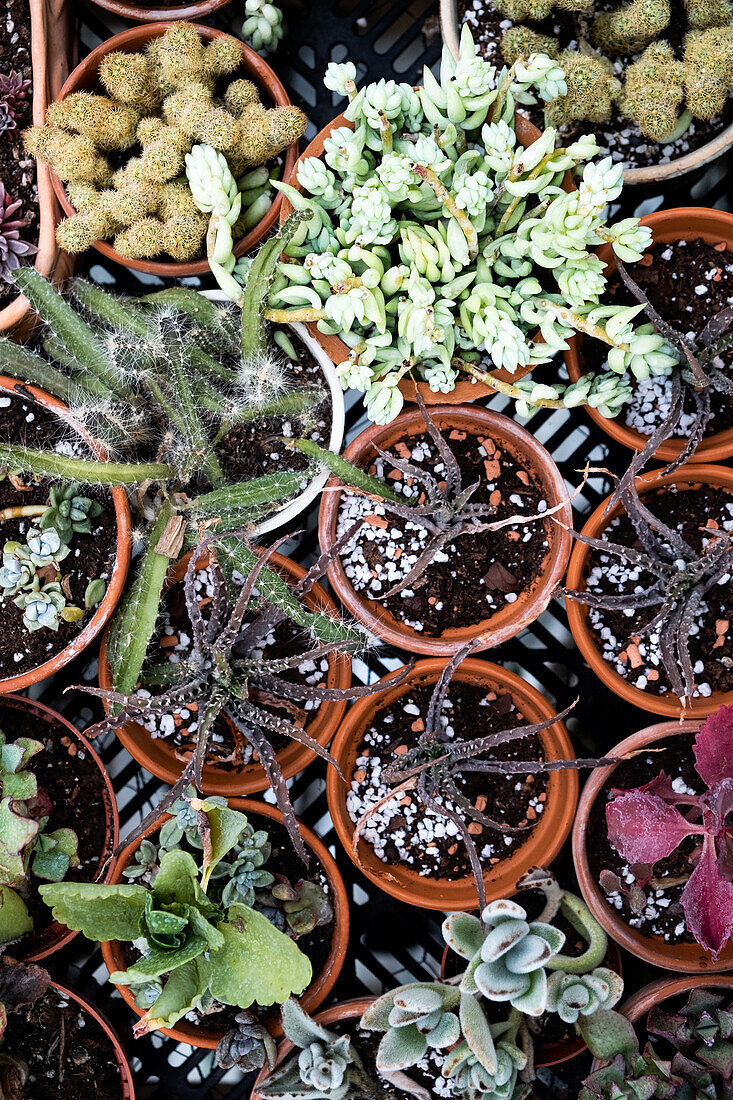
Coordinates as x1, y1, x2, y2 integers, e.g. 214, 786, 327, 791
25, 22, 306, 263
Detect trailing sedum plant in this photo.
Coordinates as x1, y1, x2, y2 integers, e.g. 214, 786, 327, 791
0, 728, 79, 945
40, 795, 313, 1037
0, 216, 338, 702
25, 21, 306, 262
263, 25, 676, 423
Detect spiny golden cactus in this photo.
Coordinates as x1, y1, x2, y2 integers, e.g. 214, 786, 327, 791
493, 0, 588, 20
545, 52, 622, 126
137, 118, 191, 183
683, 24, 733, 116
56, 207, 117, 253
685, 0, 733, 27
46, 93, 139, 152
591, 0, 671, 54
202, 36, 243, 81
162, 212, 209, 261
223, 79, 260, 116
24, 126, 111, 186
99, 51, 163, 114
114, 217, 164, 259
501, 25, 560, 62
232, 105, 308, 172
163, 82, 240, 153
618, 41, 687, 139
157, 22, 206, 86
159, 179, 200, 220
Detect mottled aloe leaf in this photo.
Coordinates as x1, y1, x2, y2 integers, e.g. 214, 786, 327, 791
38, 882, 147, 941
135, 956, 213, 1036
209, 904, 311, 1008
0, 886, 33, 944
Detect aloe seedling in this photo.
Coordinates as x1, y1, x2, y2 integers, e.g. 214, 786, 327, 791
0, 728, 79, 945
40, 797, 312, 1037
0, 214, 332, 697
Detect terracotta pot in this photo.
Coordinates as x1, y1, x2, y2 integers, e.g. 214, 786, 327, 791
251, 997, 374, 1099
566, 207, 733, 464
0, 375, 131, 693
47, 981, 135, 1097
278, 107, 572, 406
439, 938, 623, 1066
326, 657, 578, 911
0, 0, 74, 339
573, 718, 733, 973
1, 693, 119, 963
101, 799, 350, 1047
50, 23, 299, 276
98, 546, 351, 795
318, 404, 572, 655
565, 462, 733, 718
439, 0, 733, 186
87, 0, 232, 22
590, 974, 733, 1072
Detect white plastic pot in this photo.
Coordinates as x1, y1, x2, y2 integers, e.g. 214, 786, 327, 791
199, 291, 345, 535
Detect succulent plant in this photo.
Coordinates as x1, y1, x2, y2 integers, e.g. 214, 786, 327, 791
264, 25, 675, 423
0, 957, 51, 1091
216, 1009, 278, 1071
242, 0, 285, 54
0, 728, 79, 945
40, 797, 312, 1037
38, 484, 103, 541
0, 70, 31, 133
0, 183, 38, 281
25, 22, 306, 262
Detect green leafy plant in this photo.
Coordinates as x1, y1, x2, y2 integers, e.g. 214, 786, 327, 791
0, 216, 334, 699
494, 0, 733, 142
262, 25, 676, 424
0, 729, 79, 946
40, 796, 312, 1037
24, 22, 306, 261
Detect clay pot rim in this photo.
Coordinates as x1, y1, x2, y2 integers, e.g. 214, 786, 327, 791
252, 998, 375, 1100
565, 462, 733, 718
100, 798, 350, 1048
572, 717, 733, 972
318, 403, 573, 656
97, 545, 351, 795
50, 22, 299, 276
326, 656, 579, 911
87, 0, 232, 22
0, 0, 72, 335
0, 375, 131, 693
565, 207, 733, 463
438, 0, 733, 185
48, 979, 135, 1098
1, 692, 119, 964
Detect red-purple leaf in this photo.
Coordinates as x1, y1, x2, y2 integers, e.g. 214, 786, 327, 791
681, 836, 733, 959
606, 791, 700, 864
695, 704, 733, 787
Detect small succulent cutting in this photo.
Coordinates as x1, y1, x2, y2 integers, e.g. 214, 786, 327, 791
25, 22, 306, 262
0, 728, 79, 946
0, 70, 31, 134
40, 796, 312, 1037
0, 182, 38, 283
264, 25, 676, 423
603, 701, 733, 960
580, 987, 733, 1099
242, 0, 285, 55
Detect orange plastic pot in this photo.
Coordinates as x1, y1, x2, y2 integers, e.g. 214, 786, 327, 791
0, 376, 131, 693
318, 404, 572, 655
46, 981, 135, 1097
0, 0, 74, 339
573, 718, 733, 973
252, 998, 374, 1099
87, 0, 232, 21
279, 109, 572, 406
101, 799, 350, 1047
98, 546, 351, 795
1, 693, 119, 963
565, 463, 733, 718
49, 23, 299, 276
326, 657, 578, 911
566, 207, 733, 464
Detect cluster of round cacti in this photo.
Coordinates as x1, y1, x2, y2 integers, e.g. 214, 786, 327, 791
498, 0, 733, 142
24, 22, 307, 261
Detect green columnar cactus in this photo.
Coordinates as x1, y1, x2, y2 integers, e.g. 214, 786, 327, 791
25, 21, 307, 262
590, 0, 671, 54
618, 41, 688, 140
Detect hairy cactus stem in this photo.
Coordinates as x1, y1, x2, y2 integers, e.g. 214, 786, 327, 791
455, 358, 566, 409
410, 163, 478, 259
536, 300, 631, 349
496, 152, 560, 235
0, 445, 173, 486
0, 339, 84, 405
287, 437, 403, 502
0, 504, 46, 522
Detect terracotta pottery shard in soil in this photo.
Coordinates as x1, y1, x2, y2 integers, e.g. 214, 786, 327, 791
2, 981, 134, 1099
447, 0, 733, 182
566, 208, 733, 463
0, 388, 119, 683
567, 471, 733, 715
101, 799, 349, 1047
86, 0, 233, 23
319, 405, 572, 656
573, 719, 733, 973
327, 658, 578, 911
51, 22, 299, 277
98, 547, 351, 795
0, 693, 118, 963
